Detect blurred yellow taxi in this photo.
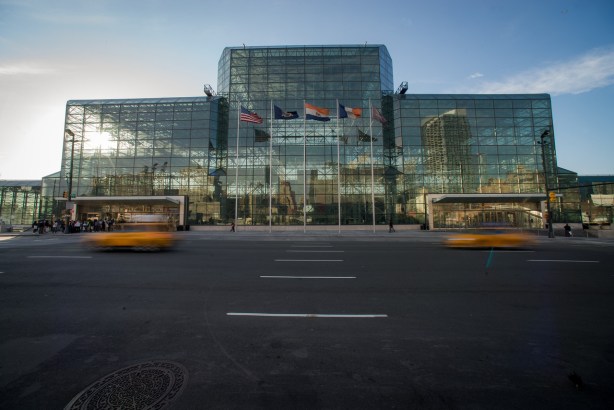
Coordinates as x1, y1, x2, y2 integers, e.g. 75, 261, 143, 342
445, 229, 535, 249
83, 223, 175, 251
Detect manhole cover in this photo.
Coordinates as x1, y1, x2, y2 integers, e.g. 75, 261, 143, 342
65, 361, 188, 410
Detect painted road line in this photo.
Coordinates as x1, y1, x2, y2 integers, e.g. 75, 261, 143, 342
27, 256, 93, 259
481, 250, 535, 253
286, 250, 344, 253
0, 236, 16, 241
290, 245, 334, 248
274, 259, 343, 262
260, 275, 356, 279
227, 313, 387, 318
527, 259, 599, 263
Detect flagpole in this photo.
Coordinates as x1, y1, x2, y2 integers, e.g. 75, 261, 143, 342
303, 100, 307, 233
235, 102, 240, 232
336, 99, 341, 234
369, 100, 376, 233
207, 141, 212, 182
269, 100, 273, 233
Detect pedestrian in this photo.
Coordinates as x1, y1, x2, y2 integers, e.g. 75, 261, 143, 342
564, 223, 572, 237
230, 221, 235, 232
389, 219, 395, 233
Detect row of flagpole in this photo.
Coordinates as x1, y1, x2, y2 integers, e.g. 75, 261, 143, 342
234, 100, 387, 232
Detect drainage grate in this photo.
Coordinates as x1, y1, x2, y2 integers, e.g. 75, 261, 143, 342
65, 361, 188, 410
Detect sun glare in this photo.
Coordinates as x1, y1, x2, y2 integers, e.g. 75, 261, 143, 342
87, 131, 115, 152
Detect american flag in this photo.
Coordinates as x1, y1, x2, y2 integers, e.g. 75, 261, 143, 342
240, 106, 263, 124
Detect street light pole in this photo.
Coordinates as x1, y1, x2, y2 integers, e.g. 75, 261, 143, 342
151, 163, 158, 195
65, 128, 75, 233
539, 129, 555, 238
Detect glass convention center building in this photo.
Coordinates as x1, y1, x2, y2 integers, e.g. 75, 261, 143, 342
39, 44, 578, 230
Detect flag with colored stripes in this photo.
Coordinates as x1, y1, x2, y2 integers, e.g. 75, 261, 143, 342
240, 106, 263, 124
371, 106, 387, 124
305, 103, 330, 121
339, 103, 362, 119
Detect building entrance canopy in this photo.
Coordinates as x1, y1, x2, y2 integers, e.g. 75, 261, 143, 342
66, 196, 182, 206
427, 193, 551, 230
60, 196, 187, 226
431, 193, 548, 204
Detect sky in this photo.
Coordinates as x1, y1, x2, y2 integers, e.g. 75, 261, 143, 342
1, 0, 613, 180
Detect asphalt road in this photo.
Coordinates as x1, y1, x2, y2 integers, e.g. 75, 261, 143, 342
1, 232, 613, 409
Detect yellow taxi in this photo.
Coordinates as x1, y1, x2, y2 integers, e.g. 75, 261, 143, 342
445, 229, 535, 249
83, 223, 175, 251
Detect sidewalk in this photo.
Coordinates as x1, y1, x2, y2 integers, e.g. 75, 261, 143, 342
2, 226, 613, 244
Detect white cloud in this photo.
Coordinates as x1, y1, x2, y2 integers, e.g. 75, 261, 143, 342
474, 47, 614, 95
0, 63, 55, 76
468, 72, 484, 79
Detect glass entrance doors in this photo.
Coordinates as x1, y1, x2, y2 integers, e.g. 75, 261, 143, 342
432, 202, 542, 229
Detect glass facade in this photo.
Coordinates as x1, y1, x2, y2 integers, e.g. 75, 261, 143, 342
392, 94, 559, 228
578, 175, 614, 226
41, 97, 228, 224
556, 167, 582, 223
33, 44, 584, 229
218, 45, 394, 225
0, 180, 41, 226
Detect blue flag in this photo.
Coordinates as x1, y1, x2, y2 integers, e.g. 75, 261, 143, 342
274, 105, 299, 120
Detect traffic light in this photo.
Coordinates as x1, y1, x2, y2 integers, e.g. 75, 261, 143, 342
63, 191, 68, 198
